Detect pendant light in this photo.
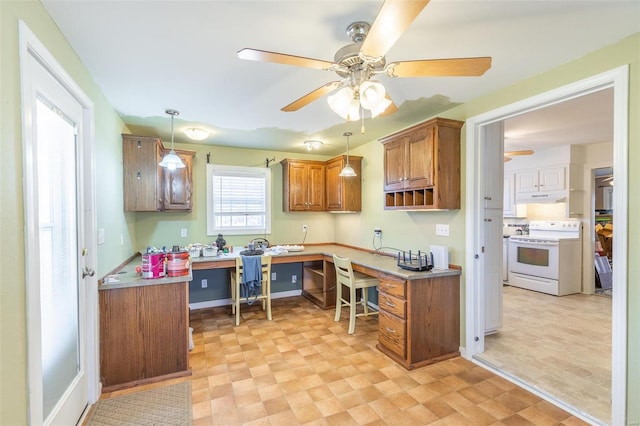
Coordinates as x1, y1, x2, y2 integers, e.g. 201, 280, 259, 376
159, 109, 185, 170
339, 131, 357, 177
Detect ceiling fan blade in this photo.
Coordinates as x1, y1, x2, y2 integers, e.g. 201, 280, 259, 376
361, 0, 430, 60
389, 57, 492, 77
504, 150, 535, 157
282, 81, 343, 112
237, 48, 334, 70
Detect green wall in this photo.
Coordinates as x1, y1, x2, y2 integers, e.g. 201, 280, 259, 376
1, 0, 638, 423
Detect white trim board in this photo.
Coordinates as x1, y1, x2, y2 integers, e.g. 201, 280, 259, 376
464, 65, 629, 425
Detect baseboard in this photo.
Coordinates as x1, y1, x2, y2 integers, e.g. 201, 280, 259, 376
189, 289, 302, 310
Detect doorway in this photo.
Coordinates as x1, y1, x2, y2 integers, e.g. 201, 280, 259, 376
464, 66, 629, 425
19, 22, 98, 425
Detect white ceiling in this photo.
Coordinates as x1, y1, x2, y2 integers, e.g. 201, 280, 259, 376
41, 0, 639, 156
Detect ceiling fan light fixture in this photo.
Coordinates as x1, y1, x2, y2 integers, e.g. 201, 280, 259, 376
304, 140, 323, 151
184, 127, 209, 141
359, 81, 386, 110
159, 109, 186, 170
328, 87, 357, 120
370, 97, 392, 118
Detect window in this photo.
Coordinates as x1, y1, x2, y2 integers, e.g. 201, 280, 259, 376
206, 164, 271, 236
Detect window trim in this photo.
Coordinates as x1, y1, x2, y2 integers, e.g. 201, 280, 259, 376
206, 164, 271, 236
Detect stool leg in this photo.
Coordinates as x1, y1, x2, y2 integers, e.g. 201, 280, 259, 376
348, 285, 356, 334
266, 279, 272, 321
363, 288, 369, 315
334, 284, 342, 322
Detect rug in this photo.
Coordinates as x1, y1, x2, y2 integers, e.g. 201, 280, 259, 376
85, 382, 192, 426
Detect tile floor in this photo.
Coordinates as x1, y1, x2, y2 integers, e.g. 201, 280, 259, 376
478, 285, 611, 424
98, 295, 589, 425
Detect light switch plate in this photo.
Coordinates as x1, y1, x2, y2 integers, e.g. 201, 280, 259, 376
435, 224, 450, 236
181, 228, 187, 237
98, 228, 105, 245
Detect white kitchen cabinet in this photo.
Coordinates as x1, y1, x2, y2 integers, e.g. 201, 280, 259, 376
516, 165, 566, 193
484, 208, 503, 334
503, 173, 527, 217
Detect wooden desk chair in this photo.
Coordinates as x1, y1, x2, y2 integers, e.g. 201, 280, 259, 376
230, 255, 272, 326
333, 254, 379, 334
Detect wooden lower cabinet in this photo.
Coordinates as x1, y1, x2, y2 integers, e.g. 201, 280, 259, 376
99, 282, 191, 391
377, 273, 460, 369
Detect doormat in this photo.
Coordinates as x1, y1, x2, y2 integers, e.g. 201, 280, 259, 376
85, 382, 192, 426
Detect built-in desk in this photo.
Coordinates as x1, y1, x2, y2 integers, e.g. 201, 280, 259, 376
192, 244, 461, 369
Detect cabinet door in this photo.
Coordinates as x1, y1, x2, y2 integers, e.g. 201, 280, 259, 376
325, 158, 343, 211
123, 136, 161, 211
405, 127, 434, 189
503, 173, 516, 216
383, 138, 406, 191
516, 170, 539, 193
287, 162, 309, 211
484, 208, 503, 334
307, 163, 326, 211
162, 151, 194, 211
539, 166, 565, 191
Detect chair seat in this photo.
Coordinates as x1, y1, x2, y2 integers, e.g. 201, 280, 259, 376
333, 254, 379, 334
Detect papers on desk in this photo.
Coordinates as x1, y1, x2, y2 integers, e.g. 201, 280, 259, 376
270, 245, 304, 255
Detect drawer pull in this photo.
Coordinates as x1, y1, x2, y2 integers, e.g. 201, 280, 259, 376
385, 326, 396, 334
384, 283, 396, 289
385, 301, 396, 307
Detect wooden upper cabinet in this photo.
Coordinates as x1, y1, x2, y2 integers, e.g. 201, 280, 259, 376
281, 159, 326, 211
162, 149, 194, 211
380, 117, 463, 210
326, 155, 362, 212
123, 135, 163, 212
123, 134, 195, 212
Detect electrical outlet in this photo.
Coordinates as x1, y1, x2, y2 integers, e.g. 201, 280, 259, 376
292, 275, 297, 283
181, 228, 187, 237
374, 227, 382, 237
302, 224, 307, 233
435, 224, 450, 236
271, 272, 277, 281
201, 279, 208, 288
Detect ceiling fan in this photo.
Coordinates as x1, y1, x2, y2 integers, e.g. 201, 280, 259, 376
237, 0, 492, 118
504, 150, 534, 162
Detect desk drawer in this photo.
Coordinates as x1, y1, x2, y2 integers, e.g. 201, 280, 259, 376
379, 292, 406, 318
379, 311, 406, 359
378, 274, 406, 299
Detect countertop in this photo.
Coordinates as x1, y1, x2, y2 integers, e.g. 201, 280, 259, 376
99, 256, 192, 291
191, 244, 461, 280
100, 244, 460, 291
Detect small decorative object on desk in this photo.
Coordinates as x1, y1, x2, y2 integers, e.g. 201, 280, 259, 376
215, 234, 226, 252
396, 250, 434, 271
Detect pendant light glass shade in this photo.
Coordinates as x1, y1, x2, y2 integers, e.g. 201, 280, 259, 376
159, 109, 185, 170
339, 131, 357, 177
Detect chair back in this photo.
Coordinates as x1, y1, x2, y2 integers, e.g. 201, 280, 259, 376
234, 255, 272, 282
333, 254, 355, 288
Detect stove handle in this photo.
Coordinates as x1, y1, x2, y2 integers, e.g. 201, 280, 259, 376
510, 240, 558, 247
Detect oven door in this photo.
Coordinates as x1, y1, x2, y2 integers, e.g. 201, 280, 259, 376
508, 237, 559, 280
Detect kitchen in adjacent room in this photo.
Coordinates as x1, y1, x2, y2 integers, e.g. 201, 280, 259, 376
478, 87, 614, 423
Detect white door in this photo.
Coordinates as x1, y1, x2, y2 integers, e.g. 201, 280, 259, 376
481, 121, 504, 334
21, 23, 96, 425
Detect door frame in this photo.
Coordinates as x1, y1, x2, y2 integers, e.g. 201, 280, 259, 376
19, 21, 99, 423
464, 66, 628, 424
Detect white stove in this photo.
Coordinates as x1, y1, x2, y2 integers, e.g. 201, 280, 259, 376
508, 219, 582, 295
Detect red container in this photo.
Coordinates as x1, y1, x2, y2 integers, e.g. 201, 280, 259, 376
166, 251, 190, 277
142, 252, 165, 279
